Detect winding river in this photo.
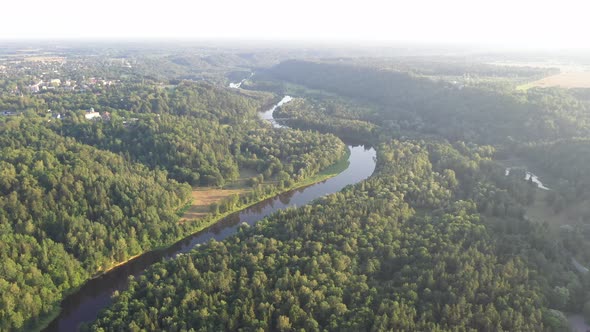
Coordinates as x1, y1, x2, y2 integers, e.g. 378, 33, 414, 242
228, 72, 254, 89
43, 98, 376, 331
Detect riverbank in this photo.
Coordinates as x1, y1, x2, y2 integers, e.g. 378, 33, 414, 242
110, 147, 350, 269
42, 89, 377, 331
36, 146, 351, 332
180, 187, 247, 221
29, 250, 142, 332
29, 308, 61, 332
164, 145, 351, 249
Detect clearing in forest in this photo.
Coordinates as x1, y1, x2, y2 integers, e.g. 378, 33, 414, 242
518, 71, 590, 90
180, 168, 257, 221
181, 187, 248, 220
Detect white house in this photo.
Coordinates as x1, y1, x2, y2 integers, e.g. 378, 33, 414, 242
84, 108, 101, 120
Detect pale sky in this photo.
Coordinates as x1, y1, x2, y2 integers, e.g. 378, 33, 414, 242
2, 0, 588, 49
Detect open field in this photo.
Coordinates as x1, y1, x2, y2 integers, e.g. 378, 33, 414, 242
25, 56, 66, 62
180, 167, 256, 220
180, 148, 351, 222
181, 187, 248, 220
487, 60, 590, 90
519, 71, 590, 90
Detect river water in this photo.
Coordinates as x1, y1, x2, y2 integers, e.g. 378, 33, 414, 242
228, 72, 254, 89
259, 95, 293, 128
43, 98, 376, 331
505, 167, 550, 190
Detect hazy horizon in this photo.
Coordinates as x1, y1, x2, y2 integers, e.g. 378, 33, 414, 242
2, 0, 589, 51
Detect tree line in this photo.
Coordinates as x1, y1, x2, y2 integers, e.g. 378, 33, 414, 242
88, 138, 561, 331
0, 81, 348, 331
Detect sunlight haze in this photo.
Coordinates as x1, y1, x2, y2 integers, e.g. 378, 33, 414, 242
4, 1, 590, 331
2, 0, 588, 49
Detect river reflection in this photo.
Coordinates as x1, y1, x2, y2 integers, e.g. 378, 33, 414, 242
44, 97, 376, 331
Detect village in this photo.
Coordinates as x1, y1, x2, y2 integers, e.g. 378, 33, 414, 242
0, 54, 130, 120
0, 53, 126, 96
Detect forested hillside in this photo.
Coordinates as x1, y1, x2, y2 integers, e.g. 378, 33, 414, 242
0, 81, 348, 331
80, 60, 590, 332
0, 118, 191, 330
269, 60, 590, 144
88, 139, 561, 331
266, 61, 590, 326
4, 50, 590, 332
274, 97, 378, 144
54, 83, 346, 187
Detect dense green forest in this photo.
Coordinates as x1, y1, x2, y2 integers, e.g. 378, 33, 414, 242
268, 61, 590, 228
54, 83, 346, 187
4, 49, 590, 332
83, 60, 590, 332
269, 60, 590, 144
89, 139, 574, 331
274, 98, 378, 144
269, 61, 590, 324
0, 118, 191, 330
0, 80, 348, 331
